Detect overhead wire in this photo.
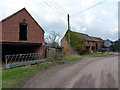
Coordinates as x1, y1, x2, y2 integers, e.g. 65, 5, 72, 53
71, 1, 105, 17
43, 0, 68, 24
42, 0, 105, 34
40, 0, 68, 35
45, 0, 66, 15
42, 0, 67, 20
50, 0, 68, 14
69, 0, 105, 32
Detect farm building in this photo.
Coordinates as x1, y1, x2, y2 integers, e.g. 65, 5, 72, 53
103, 39, 114, 51
0, 8, 45, 63
61, 30, 104, 55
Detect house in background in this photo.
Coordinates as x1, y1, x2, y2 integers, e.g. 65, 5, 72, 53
103, 39, 114, 51
0, 8, 45, 63
61, 30, 104, 55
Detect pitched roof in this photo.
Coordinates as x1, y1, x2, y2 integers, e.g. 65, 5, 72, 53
105, 39, 113, 43
1, 8, 26, 22
1, 8, 45, 32
72, 31, 103, 42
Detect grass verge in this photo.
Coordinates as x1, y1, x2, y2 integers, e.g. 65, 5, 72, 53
63, 53, 113, 63
2, 60, 57, 88
81, 53, 113, 57
0, 69, 2, 90
63, 56, 83, 63
2, 53, 113, 88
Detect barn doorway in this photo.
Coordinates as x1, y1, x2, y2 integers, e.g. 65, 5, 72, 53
96, 43, 98, 51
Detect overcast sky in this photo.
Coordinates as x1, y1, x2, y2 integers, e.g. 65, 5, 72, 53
0, 0, 119, 41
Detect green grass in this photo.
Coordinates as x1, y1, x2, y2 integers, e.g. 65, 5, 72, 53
63, 56, 83, 62
63, 53, 113, 63
2, 61, 57, 88
2, 53, 113, 88
113, 51, 120, 53
81, 53, 113, 57
0, 69, 2, 90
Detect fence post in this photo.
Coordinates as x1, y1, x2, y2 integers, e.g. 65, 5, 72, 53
5, 55, 8, 66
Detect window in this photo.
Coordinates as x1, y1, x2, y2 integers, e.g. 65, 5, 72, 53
19, 23, 28, 40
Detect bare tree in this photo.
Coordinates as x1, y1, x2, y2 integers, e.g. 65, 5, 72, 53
45, 31, 61, 47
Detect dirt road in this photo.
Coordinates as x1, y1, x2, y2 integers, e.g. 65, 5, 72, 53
20, 55, 118, 88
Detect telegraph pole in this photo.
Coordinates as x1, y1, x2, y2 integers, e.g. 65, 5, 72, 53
67, 14, 70, 45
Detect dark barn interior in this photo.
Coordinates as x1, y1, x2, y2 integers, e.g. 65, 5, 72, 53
2, 42, 42, 63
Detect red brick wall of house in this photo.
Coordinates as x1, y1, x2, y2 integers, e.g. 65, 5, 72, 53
2, 9, 45, 44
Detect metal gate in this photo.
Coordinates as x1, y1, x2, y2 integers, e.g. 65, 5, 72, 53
5, 53, 46, 68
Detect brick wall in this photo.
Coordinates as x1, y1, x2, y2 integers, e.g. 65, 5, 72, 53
1, 8, 46, 57
97, 42, 103, 51
61, 37, 103, 55
61, 37, 77, 55
2, 8, 45, 44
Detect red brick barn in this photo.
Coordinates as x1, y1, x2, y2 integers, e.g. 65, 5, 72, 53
61, 37, 77, 55
76, 33, 104, 54
61, 31, 104, 55
0, 8, 45, 63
